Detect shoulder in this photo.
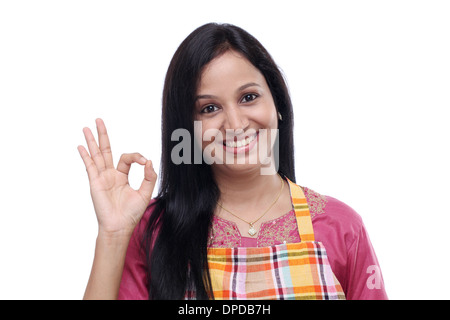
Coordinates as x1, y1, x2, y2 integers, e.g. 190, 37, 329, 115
118, 199, 160, 300
297, 185, 388, 299
301, 185, 365, 255
302, 186, 363, 235
127, 198, 161, 256
135, 199, 161, 234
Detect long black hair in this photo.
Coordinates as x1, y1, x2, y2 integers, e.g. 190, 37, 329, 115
142, 23, 296, 299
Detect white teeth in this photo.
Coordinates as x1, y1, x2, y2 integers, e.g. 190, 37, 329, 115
225, 133, 257, 148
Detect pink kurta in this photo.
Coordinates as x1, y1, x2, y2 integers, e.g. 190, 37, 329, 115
118, 187, 388, 300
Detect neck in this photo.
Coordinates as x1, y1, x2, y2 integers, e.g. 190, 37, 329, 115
212, 167, 282, 216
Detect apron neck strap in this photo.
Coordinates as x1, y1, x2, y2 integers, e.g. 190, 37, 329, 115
286, 177, 315, 242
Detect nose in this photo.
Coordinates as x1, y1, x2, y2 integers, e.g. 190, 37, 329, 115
223, 106, 249, 135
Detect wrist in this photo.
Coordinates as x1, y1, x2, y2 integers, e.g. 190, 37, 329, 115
97, 227, 134, 246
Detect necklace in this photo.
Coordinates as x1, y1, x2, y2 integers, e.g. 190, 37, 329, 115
217, 174, 284, 237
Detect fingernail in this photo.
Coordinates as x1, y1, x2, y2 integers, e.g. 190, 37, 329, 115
140, 157, 148, 163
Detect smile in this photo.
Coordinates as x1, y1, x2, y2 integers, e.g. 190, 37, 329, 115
221, 131, 260, 155
223, 132, 258, 148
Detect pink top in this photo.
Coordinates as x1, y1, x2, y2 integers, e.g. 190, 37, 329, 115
118, 187, 388, 300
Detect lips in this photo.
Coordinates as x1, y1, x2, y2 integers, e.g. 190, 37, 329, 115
223, 132, 258, 148
220, 131, 260, 155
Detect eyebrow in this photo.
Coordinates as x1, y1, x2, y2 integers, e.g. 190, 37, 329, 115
195, 82, 262, 101
237, 82, 261, 92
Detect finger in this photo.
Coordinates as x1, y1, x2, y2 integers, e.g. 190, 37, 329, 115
77, 145, 98, 180
95, 118, 114, 169
116, 153, 147, 176
138, 160, 157, 203
83, 126, 106, 172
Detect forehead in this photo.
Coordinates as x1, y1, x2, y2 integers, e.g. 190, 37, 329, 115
197, 50, 266, 93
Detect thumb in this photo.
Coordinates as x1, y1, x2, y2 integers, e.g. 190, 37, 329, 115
138, 160, 157, 203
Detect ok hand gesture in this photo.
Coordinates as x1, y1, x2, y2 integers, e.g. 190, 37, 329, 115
77, 119, 157, 237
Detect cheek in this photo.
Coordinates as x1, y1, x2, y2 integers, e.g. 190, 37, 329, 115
254, 104, 278, 130
256, 105, 278, 152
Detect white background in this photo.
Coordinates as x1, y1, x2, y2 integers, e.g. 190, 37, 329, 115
1, 1, 449, 299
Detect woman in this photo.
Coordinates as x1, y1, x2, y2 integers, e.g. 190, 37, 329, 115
78, 23, 387, 300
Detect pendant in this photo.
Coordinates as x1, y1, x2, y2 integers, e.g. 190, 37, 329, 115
248, 223, 257, 237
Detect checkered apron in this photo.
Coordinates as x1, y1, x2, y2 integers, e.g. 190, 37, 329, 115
206, 179, 346, 300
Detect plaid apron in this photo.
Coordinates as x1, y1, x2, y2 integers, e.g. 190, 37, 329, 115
206, 179, 346, 300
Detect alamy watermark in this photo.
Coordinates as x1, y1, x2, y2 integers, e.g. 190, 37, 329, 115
170, 121, 279, 175
366, 265, 382, 290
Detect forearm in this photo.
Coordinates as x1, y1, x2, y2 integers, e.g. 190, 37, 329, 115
83, 231, 132, 300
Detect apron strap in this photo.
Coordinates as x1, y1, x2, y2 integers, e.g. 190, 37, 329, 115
286, 178, 315, 242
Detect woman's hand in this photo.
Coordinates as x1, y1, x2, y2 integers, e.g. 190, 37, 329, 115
77, 118, 157, 238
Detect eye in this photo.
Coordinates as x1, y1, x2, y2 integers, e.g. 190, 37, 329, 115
201, 104, 219, 113
241, 93, 258, 103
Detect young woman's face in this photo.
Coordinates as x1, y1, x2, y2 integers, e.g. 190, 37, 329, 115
194, 50, 278, 175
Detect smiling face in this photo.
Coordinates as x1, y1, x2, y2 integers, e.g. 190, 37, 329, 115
194, 50, 279, 175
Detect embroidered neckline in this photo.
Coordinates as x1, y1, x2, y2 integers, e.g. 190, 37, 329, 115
207, 186, 328, 248
302, 186, 328, 218
213, 209, 295, 235
208, 210, 297, 248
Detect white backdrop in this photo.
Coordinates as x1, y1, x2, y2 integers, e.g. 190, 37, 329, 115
1, 1, 449, 299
